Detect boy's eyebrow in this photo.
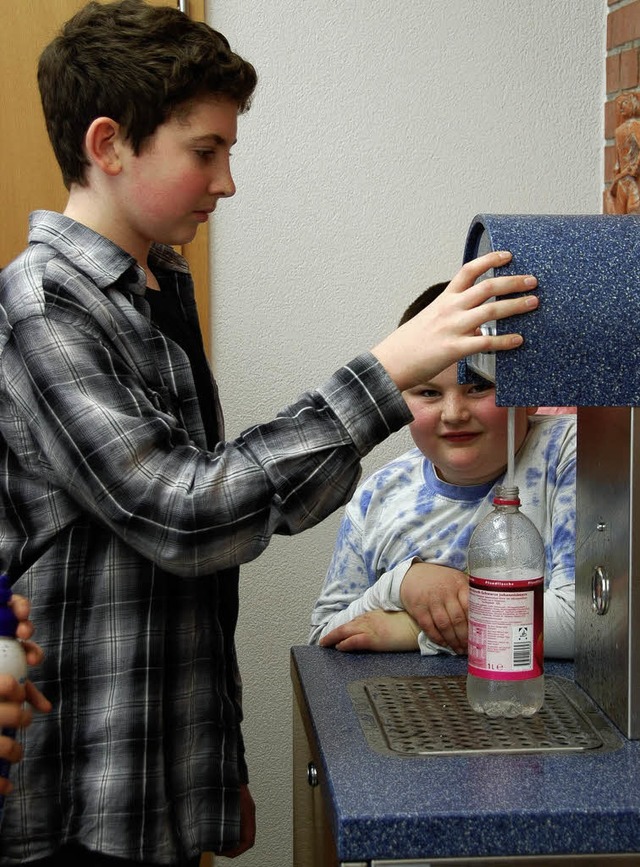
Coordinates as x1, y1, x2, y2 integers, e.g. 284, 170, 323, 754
189, 133, 237, 147
408, 380, 438, 391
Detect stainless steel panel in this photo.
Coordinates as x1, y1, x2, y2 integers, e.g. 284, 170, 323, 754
575, 407, 640, 738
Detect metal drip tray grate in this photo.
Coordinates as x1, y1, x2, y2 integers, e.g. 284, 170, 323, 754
348, 675, 622, 756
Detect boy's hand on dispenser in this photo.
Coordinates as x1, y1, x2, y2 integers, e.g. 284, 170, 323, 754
400, 562, 469, 655
371, 251, 538, 394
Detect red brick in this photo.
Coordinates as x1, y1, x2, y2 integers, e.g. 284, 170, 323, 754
620, 47, 640, 87
621, 2, 640, 41
607, 9, 623, 51
608, 4, 640, 47
605, 99, 617, 139
607, 53, 621, 91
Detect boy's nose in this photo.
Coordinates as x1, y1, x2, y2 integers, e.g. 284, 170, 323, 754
210, 167, 236, 199
219, 173, 236, 198
441, 395, 470, 423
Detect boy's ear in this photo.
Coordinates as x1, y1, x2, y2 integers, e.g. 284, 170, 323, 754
84, 117, 124, 176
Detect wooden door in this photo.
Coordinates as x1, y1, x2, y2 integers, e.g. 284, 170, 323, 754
0, 0, 211, 354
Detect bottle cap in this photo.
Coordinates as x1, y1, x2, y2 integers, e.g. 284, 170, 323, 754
0, 575, 18, 638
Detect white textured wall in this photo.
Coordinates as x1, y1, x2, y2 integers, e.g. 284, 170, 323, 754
205, 2, 604, 864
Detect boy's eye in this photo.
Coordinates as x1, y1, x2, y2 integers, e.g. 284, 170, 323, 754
468, 382, 494, 395
194, 148, 216, 163
419, 388, 441, 399
194, 149, 234, 163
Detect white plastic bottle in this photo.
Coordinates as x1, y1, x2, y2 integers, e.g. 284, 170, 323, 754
466, 485, 545, 717
0, 574, 27, 823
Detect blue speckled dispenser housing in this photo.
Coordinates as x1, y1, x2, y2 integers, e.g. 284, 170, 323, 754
460, 214, 640, 739
460, 213, 640, 406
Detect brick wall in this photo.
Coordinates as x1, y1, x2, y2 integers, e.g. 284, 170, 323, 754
605, 0, 640, 208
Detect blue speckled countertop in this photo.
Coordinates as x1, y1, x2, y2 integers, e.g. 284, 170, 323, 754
291, 645, 640, 862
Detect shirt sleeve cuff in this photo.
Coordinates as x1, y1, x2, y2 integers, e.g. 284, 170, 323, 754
418, 632, 457, 656
317, 352, 413, 456
387, 558, 415, 607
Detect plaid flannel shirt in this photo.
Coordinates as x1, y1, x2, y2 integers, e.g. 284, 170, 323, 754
0, 211, 410, 864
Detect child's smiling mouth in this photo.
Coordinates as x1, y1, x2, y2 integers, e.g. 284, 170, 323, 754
441, 432, 479, 443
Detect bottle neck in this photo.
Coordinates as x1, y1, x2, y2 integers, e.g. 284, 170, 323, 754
493, 484, 520, 510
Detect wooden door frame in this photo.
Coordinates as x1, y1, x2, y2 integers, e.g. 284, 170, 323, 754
177, 0, 211, 358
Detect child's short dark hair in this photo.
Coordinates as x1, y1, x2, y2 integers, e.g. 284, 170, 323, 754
399, 282, 449, 326
38, 0, 258, 189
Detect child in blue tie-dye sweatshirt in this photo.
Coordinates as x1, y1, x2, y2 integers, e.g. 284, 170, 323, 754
310, 283, 575, 659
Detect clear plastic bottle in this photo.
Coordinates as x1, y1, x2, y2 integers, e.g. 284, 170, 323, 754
0, 574, 27, 823
466, 485, 545, 717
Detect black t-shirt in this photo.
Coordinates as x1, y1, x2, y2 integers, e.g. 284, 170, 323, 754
145, 286, 220, 449
145, 285, 241, 729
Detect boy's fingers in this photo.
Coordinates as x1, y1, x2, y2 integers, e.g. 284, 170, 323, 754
465, 275, 538, 308
0, 674, 25, 703
0, 734, 23, 766
0, 702, 32, 730
466, 291, 539, 352
491, 274, 537, 296
25, 681, 53, 714
0, 675, 52, 717
476, 291, 539, 325
9, 596, 37, 640
10, 597, 37, 643
448, 251, 512, 291
480, 333, 524, 351
21, 640, 45, 667
8, 594, 30, 619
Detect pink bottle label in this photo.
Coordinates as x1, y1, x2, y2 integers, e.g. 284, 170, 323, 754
467, 575, 544, 680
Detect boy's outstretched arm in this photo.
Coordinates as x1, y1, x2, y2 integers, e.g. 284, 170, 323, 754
371, 251, 538, 393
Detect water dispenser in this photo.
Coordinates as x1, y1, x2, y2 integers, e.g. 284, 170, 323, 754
461, 213, 640, 738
